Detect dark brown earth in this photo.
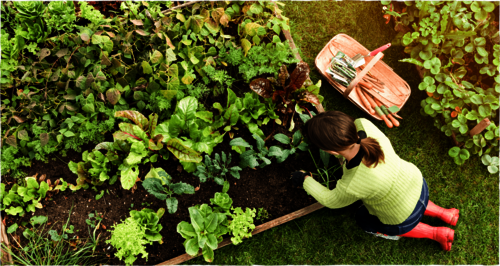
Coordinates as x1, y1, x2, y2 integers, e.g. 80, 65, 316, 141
2, 103, 343, 265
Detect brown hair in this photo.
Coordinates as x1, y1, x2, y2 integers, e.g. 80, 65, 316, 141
304, 111, 385, 168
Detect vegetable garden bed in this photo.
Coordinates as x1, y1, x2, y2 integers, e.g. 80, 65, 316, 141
1, 1, 334, 265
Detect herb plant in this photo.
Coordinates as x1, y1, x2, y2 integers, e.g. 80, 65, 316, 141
142, 167, 195, 214
194, 151, 242, 186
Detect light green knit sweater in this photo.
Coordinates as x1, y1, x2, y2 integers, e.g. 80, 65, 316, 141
304, 118, 423, 225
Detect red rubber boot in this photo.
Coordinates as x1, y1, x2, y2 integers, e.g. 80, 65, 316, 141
399, 222, 454, 251
424, 200, 460, 226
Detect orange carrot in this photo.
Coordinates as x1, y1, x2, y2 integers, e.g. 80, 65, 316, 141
370, 95, 393, 128
357, 86, 375, 115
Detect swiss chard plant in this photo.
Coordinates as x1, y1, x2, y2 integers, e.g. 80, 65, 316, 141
268, 131, 309, 163
142, 167, 195, 214
176, 203, 229, 262
383, 1, 500, 167
229, 134, 272, 169
249, 62, 323, 130
193, 151, 242, 186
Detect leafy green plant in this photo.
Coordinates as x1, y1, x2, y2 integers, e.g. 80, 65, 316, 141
45, 1, 76, 32
227, 207, 256, 245
268, 131, 309, 163
250, 62, 323, 130
13, 1, 49, 43
209, 181, 232, 212
307, 149, 341, 190
229, 134, 272, 169
176, 203, 229, 262
194, 151, 242, 185
481, 154, 499, 174
142, 167, 195, 214
0, 176, 49, 216
106, 208, 164, 265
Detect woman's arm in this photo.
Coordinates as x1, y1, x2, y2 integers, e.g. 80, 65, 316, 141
303, 176, 359, 209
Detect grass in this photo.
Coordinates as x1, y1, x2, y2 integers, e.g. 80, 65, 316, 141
183, 1, 498, 265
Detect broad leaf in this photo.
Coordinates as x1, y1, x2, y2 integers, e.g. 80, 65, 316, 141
249, 78, 273, 98
167, 138, 202, 163
115, 110, 149, 130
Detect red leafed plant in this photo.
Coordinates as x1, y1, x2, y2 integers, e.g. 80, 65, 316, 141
249, 61, 322, 127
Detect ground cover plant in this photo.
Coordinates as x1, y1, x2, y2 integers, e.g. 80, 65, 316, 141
381, 0, 500, 171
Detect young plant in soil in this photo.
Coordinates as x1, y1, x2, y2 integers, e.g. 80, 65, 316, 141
194, 151, 242, 186
106, 208, 164, 265
229, 134, 272, 169
142, 167, 195, 214
308, 149, 342, 190
268, 130, 309, 163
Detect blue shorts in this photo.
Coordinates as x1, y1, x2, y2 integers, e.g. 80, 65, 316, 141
355, 177, 429, 236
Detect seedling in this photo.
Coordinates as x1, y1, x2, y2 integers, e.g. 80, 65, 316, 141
256, 208, 270, 222
268, 130, 309, 163
308, 149, 341, 189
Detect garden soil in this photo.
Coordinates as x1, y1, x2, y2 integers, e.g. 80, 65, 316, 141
2, 105, 343, 265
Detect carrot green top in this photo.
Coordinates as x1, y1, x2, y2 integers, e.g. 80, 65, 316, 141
303, 118, 423, 225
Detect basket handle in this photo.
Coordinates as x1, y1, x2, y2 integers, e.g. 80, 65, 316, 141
343, 52, 384, 98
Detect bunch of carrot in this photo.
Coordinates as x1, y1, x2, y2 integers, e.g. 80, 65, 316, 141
356, 83, 401, 128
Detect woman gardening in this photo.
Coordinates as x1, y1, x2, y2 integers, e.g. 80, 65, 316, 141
291, 110, 459, 251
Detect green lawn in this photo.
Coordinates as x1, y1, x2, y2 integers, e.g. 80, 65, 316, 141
183, 1, 499, 264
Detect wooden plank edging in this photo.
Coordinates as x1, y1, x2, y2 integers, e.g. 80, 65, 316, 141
157, 202, 324, 265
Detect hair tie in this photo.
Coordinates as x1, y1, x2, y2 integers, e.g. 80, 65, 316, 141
356, 131, 367, 144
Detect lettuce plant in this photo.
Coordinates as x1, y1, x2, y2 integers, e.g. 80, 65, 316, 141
227, 207, 256, 245
142, 167, 195, 214
13, 1, 49, 43
229, 134, 272, 169
0, 176, 49, 216
209, 181, 232, 212
194, 151, 242, 185
176, 204, 229, 262
45, 1, 76, 32
268, 131, 309, 163
106, 208, 164, 265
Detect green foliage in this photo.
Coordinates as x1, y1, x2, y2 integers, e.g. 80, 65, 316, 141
142, 167, 195, 214
390, 0, 500, 166
268, 130, 309, 163
481, 154, 499, 174
176, 204, 229, 262
194, 151, 242, 185
1, 176, 50, 216
106, 208, 164, 265
78, 2, 105, 28
227, 207, 256, 245
256, 207, 270, 222
229, 134, 272, 169
45, 1, 76, 32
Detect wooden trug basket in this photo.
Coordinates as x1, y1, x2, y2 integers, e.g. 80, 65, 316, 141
315, 34, 411, 120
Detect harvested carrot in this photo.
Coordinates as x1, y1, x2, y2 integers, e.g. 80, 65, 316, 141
357, 86, 375, 115
374, 98, 399, 127
358, 80, 373, 90
370, 96, 393, 128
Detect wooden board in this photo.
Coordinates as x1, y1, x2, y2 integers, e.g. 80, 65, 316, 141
157, 202, 325, 265
315, 34, 411, 119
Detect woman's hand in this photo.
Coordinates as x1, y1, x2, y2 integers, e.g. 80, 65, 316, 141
290, 170, 311, 187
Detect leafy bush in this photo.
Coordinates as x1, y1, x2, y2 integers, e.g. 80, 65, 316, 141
0, 176, 49, 216
106, 208, 164, 265
194, 151, 242, 185
382, 1, 500, 167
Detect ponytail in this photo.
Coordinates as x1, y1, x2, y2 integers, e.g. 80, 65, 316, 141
359, 137, 384, 168
305, 110, 385, 168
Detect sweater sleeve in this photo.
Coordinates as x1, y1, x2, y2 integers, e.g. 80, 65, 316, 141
303, 175, 359, 209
